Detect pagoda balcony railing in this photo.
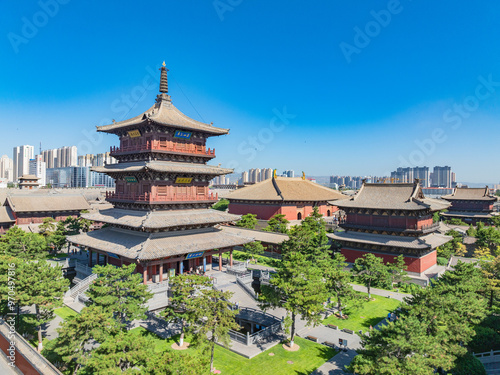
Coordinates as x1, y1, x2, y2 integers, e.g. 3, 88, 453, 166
105, 191, 218, 203
110, 141, 215, 156
340, 222, 440, 234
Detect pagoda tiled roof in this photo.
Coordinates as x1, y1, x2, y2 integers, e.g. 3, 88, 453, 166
83, 208, 241, 230
226, 177, 348, 202
97, 94, 228, 136
332, 182, 450, 211
68, 226, 254, 261
92, 160, 232, 176
19, 174, 39, 180
328, 231, 452, 250
442, 187, 497, 201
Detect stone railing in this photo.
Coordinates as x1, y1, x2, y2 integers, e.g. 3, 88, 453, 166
75, 262, 93, 277
106, 191, 218, 203
67, 273, 97, 299
473, 349, 500, 364
236, 273, 256, 299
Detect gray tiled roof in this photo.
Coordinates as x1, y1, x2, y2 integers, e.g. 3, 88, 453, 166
0, 206, 15, 223
442, 187, 497, 201
83, 208, 241, 229
227, 177, 347, 202
441, 211, 495, 218
68, 227, 254, 260
332, 183, 450, 211
328, 231, 451, 250
221, 226, 289, 244
96, 94, 228, 135
92, 160, 232, 176
6, 195, 90, 213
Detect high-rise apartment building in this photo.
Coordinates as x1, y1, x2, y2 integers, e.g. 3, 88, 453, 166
29, 155, 46, 186
432, 166, 452, 188
241, 171, 249, 183
78, 154, 95, 167
13, 145, 34, 182
95, 152, 117, 166
0, 155, 14, 182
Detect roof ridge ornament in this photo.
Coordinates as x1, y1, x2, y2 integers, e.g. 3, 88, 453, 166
159, 62, 169, 93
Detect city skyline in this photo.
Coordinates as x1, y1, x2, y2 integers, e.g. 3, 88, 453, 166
1, 2, 500, 183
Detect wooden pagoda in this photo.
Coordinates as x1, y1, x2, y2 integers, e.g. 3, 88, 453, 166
69, 63, 253, 284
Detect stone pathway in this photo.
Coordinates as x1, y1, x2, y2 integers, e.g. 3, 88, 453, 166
350, 284, 409, 302
311, 349, 357, 375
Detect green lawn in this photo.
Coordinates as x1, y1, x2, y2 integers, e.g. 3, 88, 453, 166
54, 307, 79, 320
323, 293, 401, 334
214, 337, 335, 375
129, 327, 336, 374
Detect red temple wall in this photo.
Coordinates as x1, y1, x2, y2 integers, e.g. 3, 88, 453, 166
15, 213, 78, 225
107, 257, 121, 267
229, 201, 336, 221
449, 201, 493, 211
340, 248, 436, 274
0, 329, 43, 375
228, 203, 282, 220
346, 214, 432, 230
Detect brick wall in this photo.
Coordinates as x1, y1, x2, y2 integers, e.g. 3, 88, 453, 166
341, 248, 436, 274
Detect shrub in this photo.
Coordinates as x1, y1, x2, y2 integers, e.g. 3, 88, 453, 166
437, 257, 448, 266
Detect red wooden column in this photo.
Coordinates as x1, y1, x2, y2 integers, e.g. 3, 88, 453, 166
230, 248, 233, 267
159, 263, 164, 282
219, 249, 223, 271
143, 266, 148, 285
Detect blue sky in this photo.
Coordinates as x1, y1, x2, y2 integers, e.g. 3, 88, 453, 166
1, 0, 499, 183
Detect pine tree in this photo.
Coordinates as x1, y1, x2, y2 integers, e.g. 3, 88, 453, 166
388, 254, 410, 286
84, 330, 153, 374
17, 260, 70, 351
145, 350, 209, 375
164, 274, 212, 347
0, 226, 48, 259
324, 253, 363, 318
480, 256, 500, 310
55, 305, 118, 375
235, 213, 258, 229
86, 264, 153, 327
260, 249, 326, 348
352, 253, 389, 299
195, 288, 239, 373
263, 214, 289, 233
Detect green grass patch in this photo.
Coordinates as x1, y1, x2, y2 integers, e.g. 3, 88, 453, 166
129, 327, 336, 374
54, 307, 78, 320
214, 337, 335, 375
323, 292, 401, 334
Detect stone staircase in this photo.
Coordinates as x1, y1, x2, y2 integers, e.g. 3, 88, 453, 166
64, 273, 97, 312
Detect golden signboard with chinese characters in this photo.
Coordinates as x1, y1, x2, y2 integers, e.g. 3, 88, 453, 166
175, 177, 193, 184
128, 129, 141, 138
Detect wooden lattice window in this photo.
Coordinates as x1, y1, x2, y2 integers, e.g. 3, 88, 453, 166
197, 186, 205, 195
177, 186, 188, 195
157, 185, 167, 195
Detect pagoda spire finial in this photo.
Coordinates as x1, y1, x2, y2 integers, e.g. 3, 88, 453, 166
159, 62, 169, 93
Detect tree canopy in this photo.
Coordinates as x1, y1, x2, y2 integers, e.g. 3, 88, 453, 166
263, 214, 289, 233
235, 213, 258, 229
